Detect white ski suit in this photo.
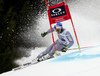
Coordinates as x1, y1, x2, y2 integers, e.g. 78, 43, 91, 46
37, 27, 74, 59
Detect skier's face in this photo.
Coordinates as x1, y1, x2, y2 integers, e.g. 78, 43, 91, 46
55, 25, 61, 34
55, 28, 61, 34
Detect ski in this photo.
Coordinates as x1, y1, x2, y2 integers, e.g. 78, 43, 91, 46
12, 52, 62, 71
12, 61, 38, 71
12, 57, 55, 71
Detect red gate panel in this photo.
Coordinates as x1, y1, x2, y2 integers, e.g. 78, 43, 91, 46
48, 2, 71, 24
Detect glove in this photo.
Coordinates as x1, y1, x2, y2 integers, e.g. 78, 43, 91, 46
61, 47, 68, 52
41, 32, 48, 37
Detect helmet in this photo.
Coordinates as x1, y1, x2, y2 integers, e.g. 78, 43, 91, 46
56, 22, 62, 27
54, 22, 62, 32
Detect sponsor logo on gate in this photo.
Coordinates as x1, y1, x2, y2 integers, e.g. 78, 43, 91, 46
52, 8, 62, 13
50, 5, 67, 18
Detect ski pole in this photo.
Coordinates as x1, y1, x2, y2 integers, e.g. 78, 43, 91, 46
68, 46, 93, 50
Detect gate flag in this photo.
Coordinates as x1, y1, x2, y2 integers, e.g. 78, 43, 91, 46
48, 2, 71, 24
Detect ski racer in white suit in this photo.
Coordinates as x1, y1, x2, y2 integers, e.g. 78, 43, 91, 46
34, 22, 74, 62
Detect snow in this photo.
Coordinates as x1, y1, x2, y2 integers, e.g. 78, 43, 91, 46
1, 0, 100, 76
1, 45, 100, 76
15, 47, 47, 65
15, 47, 78, 65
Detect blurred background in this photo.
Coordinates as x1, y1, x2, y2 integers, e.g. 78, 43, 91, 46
0, 0, 100, 74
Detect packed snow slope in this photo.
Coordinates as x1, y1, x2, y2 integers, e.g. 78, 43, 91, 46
1, 45, 100, 76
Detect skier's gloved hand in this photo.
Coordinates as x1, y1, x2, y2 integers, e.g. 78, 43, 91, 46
41, 32, 48, 37
61, 46, 68, 52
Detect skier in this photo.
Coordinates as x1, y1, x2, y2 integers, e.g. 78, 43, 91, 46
33, 22, 74, 63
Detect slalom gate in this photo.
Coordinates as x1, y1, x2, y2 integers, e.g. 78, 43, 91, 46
45, 0, 81, 55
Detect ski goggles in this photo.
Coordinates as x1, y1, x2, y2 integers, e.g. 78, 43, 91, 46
55, 28, 61, 32
55, 26, 61, 32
